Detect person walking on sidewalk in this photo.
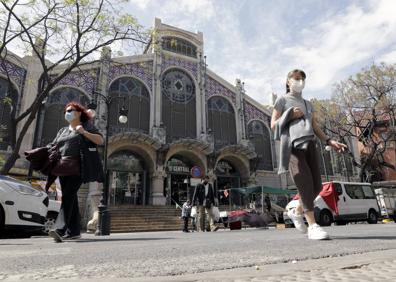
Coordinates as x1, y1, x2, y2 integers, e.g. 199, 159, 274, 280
48, 102, 104, 242
192, 176, 219, 232
271, 69, 347, 240
181, 200, 192, 232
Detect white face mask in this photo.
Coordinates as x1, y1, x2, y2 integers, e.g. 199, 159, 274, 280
64, 111, 76, 122
289, 78, 305, 93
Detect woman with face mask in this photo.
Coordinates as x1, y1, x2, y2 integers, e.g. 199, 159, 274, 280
48, 102, 104, 242
271, 69, 347, 240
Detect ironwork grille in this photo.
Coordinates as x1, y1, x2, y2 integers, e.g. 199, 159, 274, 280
108, 77, 150, 135
248, 120, 273, 170
0, 77, 18, 150
161, 69, 196, 142
207, 96, 237, 150
162, 37, 197, 58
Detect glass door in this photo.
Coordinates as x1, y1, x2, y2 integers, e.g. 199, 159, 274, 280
109, 170, 145, 205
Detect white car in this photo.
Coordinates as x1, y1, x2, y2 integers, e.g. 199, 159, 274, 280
284, 181, 380, 227
0, 175, 49, 234
44, 196, 61, 233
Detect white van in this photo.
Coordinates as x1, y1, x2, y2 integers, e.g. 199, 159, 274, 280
314, 181, 380, 226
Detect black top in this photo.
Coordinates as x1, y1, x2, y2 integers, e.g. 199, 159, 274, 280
52, 122, 101, 157
192, 183, 216, 207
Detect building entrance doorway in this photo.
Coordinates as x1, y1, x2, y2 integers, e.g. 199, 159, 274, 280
165, 156, 194, 206
215, 160, 241, 206
108, 150, 148, 205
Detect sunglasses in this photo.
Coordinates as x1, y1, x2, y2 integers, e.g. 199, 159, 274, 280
65, 109, 77, 113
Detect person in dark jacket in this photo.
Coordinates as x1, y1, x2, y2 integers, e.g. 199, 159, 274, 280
48, 102, 103, 243
192, 176, 218, 232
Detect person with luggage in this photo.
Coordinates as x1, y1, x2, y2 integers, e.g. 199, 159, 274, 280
47, 102, 104, 242
192, 176, 219, 232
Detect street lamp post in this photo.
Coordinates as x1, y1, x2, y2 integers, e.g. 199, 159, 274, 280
88, 91, 128, 236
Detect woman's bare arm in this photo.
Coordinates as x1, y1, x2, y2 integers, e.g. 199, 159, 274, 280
271, 108, 282, 131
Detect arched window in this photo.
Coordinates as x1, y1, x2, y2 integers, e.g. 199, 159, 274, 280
161, 69, 196, 142
108, 77, 150, 135
248, 120, 273, 171
162, 37, 197, 58
208, 96, 237, 149
40, 87, 89, 146
0, 77, 18, 150
108, 150, 145, 172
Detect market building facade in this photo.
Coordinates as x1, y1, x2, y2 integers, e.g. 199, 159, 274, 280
1, 19, 287, 208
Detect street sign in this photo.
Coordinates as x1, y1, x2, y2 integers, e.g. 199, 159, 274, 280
190, 166, 202, 178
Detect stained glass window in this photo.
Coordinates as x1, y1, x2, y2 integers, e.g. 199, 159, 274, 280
108, 77, 150, 135
162, 37, 197, 58
208, 96, 237, 149
0, 77, 18, 150
248, 120, 273, 171
161, 69, 196, 142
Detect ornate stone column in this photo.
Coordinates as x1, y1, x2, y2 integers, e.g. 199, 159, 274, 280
151, 170, 166, 205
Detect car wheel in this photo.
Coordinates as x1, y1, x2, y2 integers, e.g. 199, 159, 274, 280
367, 209, 378, 224
318, 210, 333, 226
44, 212, 58, 233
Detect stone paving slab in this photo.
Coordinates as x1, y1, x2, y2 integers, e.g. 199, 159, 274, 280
122, 249, 396, 282
3, 249, 395, 282
1, 225, 396, 281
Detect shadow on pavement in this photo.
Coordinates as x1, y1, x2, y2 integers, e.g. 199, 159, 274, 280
0, 243, 33, 246
333, 236, 396, 240
73, 237, 175, 243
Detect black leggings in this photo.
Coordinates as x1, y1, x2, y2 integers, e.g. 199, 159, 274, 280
289, 141, 322, 211
59, 175, 82, 235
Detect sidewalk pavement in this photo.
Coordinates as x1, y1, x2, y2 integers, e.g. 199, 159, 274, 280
22, 248, 396, 282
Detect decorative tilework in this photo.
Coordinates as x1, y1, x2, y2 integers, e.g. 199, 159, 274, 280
0, 58, 26, 92
52, 68, 99, 95
244, 100, 270, 124
108, 62, 153, 92
205, 76, 236, 105
161, 56, 198, 78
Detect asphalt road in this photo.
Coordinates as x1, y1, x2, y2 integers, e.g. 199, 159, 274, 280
0, 224, 396, 280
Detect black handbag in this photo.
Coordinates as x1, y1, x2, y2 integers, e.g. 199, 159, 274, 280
51, 156, 80, 176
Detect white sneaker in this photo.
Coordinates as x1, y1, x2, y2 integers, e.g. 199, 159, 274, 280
308, 224, 329, 240
287, 207, 307, 234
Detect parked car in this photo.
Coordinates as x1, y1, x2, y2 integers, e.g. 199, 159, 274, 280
28, 179, 61, 233
284, 181, 380, 227
0, 175, 49, 235
44, 197, 61, 233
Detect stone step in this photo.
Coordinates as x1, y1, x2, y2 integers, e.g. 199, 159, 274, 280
111, 221, 183, 225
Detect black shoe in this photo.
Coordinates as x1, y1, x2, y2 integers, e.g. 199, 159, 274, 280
182, 230, 190, 233
49, 230, 63, 243
62, 234, 81, 240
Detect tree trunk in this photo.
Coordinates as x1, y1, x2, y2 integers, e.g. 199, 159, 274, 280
1, 151, 20, 174
1, 106, 40, 174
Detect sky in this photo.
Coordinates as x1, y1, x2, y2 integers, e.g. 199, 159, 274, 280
124, 0, 396, 105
